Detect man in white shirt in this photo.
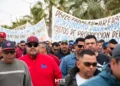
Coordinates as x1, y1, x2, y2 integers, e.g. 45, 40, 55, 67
76, 73, 88, 85
59, 49, 97, 86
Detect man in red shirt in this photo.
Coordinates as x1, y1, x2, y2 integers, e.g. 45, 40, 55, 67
0, 32, 7, 59
0, 32, 6, 45
19, 36, 62, 86
16, 40, 26, 58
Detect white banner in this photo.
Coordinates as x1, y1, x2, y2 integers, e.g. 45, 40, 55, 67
0, 18, 49, 43
25, 22, 33, 29
52, 7, 120, 42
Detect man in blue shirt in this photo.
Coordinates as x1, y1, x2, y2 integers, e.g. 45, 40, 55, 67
60, 37, 84, 77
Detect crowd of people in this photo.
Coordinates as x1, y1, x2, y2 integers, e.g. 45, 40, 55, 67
0, 31, 120, 86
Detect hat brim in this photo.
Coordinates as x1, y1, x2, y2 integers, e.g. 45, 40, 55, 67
27, 41, 39, 44
61, 42, 68, 44
0, 36, 5, 38
113, 56, 120, 59
2, 48, 15, 51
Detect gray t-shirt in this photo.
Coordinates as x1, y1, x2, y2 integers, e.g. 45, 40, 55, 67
0, 59, 32, 86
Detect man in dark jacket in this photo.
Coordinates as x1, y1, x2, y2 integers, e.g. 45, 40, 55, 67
56, 40, 70, 60
59, 49, 98, 86
80, 44, 120, 86
84, 35, 110, 71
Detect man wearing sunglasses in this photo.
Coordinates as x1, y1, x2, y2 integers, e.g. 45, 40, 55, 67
20, 36, 62, 86
49, 42, 60, 55
81, 44, 120, 86
59, 49, 97, 86
0, 41, 32, 86
60, 37, 84, 77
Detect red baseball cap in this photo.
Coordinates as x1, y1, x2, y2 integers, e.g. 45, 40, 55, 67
0, 32, 6, 38
27, 36, 39, 43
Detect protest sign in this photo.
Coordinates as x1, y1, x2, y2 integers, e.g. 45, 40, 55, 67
52, 7, 120, 42
0, 18, 49, 43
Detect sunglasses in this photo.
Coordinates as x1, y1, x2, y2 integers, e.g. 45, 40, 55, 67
21, 45, 25, 46
110, 47, 114, 50
27, 43, 39, 48
54, 49, 59, 51
82, 62, 97, 67
3, 50, 15, 54
77, 45, 84, 48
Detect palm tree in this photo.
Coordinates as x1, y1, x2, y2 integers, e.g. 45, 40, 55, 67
57, 0, 74, 12
69, 0, 105, 19
104, 0, 120, 16
22, 15, 33, 24
43, 0, 56, 37
11, 18, 27, 29
1, 15, 33, 29
30, 1, 47, 24
1, 25, 11, 29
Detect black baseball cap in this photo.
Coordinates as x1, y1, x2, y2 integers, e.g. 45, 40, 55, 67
2, 41, 16, 50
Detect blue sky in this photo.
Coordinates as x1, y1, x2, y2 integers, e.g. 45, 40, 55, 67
0, 0, 43, 26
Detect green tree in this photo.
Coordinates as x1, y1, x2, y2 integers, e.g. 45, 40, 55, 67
12, 18, 27, 28
2, 15, 32, 29
69, 0, 105, 19
1, 25, 11, 29
31, 2, 47, 24
57, 0, 74, 12
104, 0, 120, 16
